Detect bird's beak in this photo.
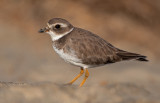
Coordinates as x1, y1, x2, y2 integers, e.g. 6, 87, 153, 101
38, 27, 50, 33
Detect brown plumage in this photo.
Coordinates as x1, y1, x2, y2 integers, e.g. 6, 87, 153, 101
53, 27, 148, 66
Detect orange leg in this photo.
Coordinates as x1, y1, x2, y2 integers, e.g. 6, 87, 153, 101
68, 68, 84, 84
79, 69, 89, 87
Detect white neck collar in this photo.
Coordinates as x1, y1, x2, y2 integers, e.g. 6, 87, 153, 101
47, 28, 74, 41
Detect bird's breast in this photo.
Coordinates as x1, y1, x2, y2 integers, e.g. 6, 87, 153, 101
52, 45, 82, 64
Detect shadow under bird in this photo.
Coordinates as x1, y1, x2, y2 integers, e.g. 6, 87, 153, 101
39, 18, 148, 87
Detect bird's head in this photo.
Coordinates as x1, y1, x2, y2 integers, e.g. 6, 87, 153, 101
39, 18, 74, 41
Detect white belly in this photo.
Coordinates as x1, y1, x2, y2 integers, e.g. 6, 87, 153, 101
53, 46, 92, 68
52, 46, 105, 69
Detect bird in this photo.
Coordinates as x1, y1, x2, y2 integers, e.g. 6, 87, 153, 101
39, 18, 148, 87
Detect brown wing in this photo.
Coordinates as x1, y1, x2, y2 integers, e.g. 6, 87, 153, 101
64, 28, 122, 65
56, 27, 148, 65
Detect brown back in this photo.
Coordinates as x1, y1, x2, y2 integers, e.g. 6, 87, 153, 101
53, 27, 122, 65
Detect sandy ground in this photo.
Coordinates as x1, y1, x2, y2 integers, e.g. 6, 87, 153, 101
0, 81, 159, 103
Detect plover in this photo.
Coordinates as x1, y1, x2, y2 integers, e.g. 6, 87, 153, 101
39, 18, 148, 87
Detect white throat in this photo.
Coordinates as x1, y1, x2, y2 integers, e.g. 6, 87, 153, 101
47, 28, 74, 41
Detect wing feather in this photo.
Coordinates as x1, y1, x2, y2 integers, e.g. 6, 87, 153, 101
66, 28, 121, 65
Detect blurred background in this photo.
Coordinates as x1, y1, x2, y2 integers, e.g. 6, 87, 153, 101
1, 0, 160, 102
0, 0, 160, 89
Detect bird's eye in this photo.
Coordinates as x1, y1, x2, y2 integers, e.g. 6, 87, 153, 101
55, 24, 61, 29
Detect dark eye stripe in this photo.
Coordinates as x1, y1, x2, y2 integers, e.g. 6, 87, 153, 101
55, 24, 61, 29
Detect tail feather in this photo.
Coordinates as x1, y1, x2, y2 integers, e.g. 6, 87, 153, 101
136, 57, 148, 61
117, 51, 148, 62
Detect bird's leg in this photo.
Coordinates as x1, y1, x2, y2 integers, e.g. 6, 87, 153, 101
79, 69, 89, 87
68, 68, 84, 84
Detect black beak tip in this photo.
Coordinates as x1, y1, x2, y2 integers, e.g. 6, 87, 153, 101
38, 29, 44, 33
